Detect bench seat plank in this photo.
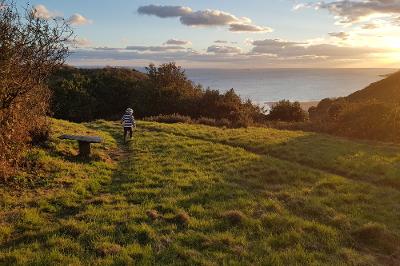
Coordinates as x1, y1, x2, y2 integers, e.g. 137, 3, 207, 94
59, 135, 102, 143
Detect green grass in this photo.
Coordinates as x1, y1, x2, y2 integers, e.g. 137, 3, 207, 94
0, 119, 399, 265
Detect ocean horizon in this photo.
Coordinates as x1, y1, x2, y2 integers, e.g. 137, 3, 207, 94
79, 66, 397, 104
184, 68, 396, 104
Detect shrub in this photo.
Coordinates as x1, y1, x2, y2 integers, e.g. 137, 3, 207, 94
334, 101, 391, 140
194, 117, 237, 128
195, 117, 217, 126
216, 118, 232, 128
309, 98, 347, 123
306, 98, 400, 143
144, 114, 192, 124
267, 100, 307, 122
29, 121, 51, 146
49, 63, 266, 127
0, 1, 72, 178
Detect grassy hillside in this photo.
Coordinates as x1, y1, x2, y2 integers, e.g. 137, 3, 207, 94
347, 70, 400, 103
1, 119, 400, 265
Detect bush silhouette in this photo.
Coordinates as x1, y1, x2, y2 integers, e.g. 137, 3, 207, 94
267, 100, 307, 122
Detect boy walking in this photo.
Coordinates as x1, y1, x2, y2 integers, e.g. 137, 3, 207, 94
121, 108, 136, 143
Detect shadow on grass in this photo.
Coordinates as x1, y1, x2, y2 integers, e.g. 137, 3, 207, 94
141, 124, 400, 190
85, 121, 137, 194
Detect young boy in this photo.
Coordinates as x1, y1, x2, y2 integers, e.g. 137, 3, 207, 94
121, 108, 136, 142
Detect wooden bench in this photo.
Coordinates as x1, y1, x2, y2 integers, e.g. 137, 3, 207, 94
59, 135, 103, 157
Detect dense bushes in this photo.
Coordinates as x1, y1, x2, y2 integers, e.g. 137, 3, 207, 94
0, 1, 71, 178
49, 63, 266, 127
266, 97, 400, 143
308, 99, 400, 142
143, 114, 192, 124
331, 102, 400, 142
50, 67, 146, 122
267, 100, 307, 122
144, 114, 239, 128
304, 71, 400, 143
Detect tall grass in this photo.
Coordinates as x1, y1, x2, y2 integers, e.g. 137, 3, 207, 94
0, 119, 399, 265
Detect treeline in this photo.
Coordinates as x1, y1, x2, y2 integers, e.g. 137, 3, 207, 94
49, 63, 266, 127
305, 71, 400, 142
267, 99, 400, 143
47, 62, 400, 144
308, 98, 400, 143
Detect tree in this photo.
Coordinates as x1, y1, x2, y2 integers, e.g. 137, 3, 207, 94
0, 0, 72, 178
267, 100, 307, 122
144, 62, 202, 115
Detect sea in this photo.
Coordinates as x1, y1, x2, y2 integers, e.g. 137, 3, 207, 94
184, 68, 396, 104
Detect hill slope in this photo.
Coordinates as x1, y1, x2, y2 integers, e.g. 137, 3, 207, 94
1, 119, 400, 265
347, 70, 400, 103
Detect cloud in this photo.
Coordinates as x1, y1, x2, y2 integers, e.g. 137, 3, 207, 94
69, 48, 202, 63
207, 45, 242, 54
179, 9, 248, 26
137, 5, 192, 18
32, 4, 60, 19
33, 5, 91, 27
229, 23, 273, 32
328, 32, 350, 40
67, 37, 92, 47
392, 16, 400, 26
137, 5, 272, 33
126, 45, 186, 52
68, 13, 92, 25
164, 39, 192, 46
362, 23, 379, 29
93, 47, 122, 51
251, 39, 305, 56
307, 0, 400, 25
250, 38, 385, 58
214, 40, 228, 44
293, 3, 307, 11
68, 40, 394, 68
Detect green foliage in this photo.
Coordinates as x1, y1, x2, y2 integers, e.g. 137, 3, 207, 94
309, 99, 400, 142
49, 63, 265, 127
144, 113, 192, 124
143, 114, 244, 128
305, 72, 400, 143
50, 66, 146, 122
1, 119, 400, 265
334, 101, 399, 141
267, 100, 307, 122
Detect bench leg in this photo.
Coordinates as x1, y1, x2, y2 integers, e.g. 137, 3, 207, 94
78, 141, 91, 156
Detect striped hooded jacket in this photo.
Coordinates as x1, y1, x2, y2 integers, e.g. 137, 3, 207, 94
122, 112, 136, 128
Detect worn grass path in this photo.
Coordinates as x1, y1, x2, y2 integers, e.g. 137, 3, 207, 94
0, 119, 399, 265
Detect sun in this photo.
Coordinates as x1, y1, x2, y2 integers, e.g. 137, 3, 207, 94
389, 41, 400, 50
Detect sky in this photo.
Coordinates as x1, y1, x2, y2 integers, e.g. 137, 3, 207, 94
17, 0, 400, 68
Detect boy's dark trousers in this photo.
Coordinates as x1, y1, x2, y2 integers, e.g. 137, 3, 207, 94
124, 127, 133, 142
